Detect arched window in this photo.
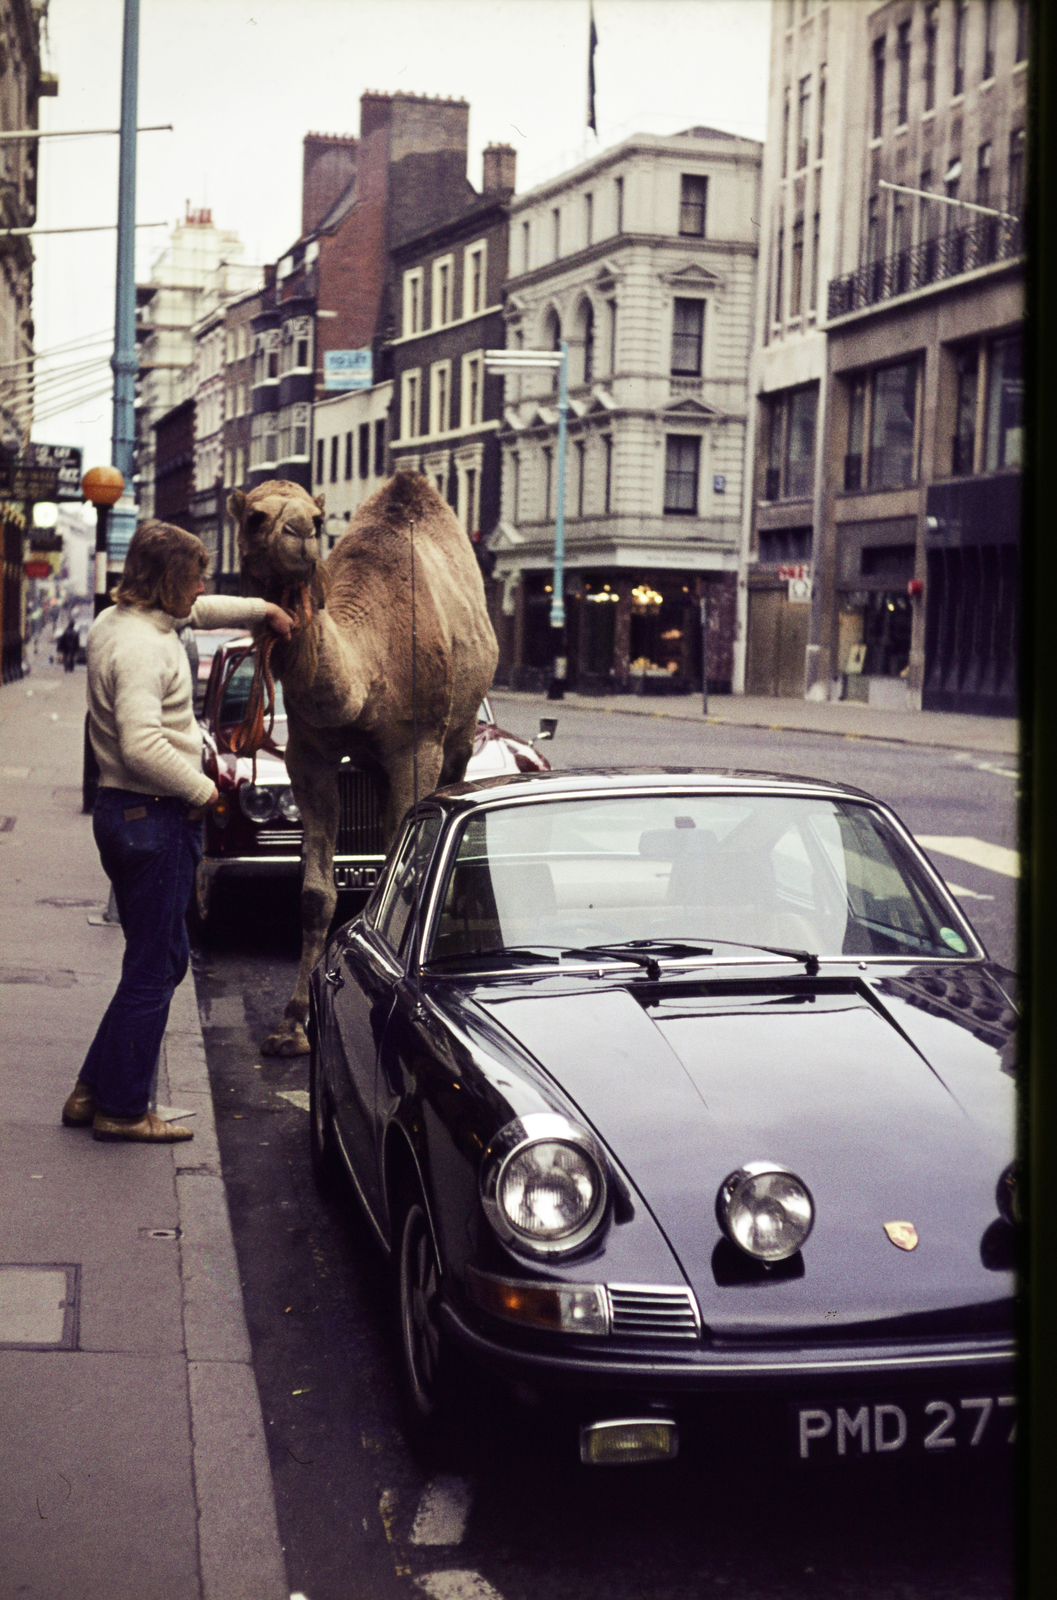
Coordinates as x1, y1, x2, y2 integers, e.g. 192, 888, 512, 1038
544, 309, 562, 393
577, 299, 595, 385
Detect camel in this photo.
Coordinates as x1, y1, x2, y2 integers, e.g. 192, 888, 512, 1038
227, 471, 499, 1056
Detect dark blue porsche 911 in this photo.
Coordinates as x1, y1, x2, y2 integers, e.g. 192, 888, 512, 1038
307, 769, 1018, 1468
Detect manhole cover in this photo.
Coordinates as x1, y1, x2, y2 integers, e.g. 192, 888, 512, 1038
0, 1264, 79, 1349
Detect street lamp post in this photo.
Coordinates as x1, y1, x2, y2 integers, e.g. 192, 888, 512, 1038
484, 343, 569, 699
82, 465, 125, 617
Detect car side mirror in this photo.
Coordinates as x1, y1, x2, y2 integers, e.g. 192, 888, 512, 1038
536, 717, 558, 743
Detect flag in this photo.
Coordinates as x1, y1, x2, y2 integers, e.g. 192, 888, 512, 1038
588, 2, 598, 133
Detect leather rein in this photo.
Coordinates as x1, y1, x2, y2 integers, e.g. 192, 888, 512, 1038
215, 582, 314, 775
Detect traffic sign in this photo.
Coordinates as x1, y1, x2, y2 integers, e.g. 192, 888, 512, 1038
25, 443, 83, 501
0, 459, 59, 501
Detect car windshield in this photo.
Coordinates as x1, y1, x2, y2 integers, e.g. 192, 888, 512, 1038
427, 793, 977, 966
217, 654, 287, 724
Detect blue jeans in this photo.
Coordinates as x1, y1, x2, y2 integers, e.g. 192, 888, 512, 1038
79, 788, 201, 1118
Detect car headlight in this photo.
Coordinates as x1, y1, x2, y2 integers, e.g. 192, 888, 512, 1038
278, 786, 301, 823
481, 1113, 608, 1256
716, 1161, 814, 1262
238, 783, 279, 823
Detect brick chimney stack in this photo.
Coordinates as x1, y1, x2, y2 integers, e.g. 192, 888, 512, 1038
302, 132, 358, 237
482, 143, 516, 195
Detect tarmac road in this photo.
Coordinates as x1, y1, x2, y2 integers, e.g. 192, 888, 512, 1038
192, 710, 1020, 1600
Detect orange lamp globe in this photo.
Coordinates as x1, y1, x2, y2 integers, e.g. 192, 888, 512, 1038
81, 465, 125, 507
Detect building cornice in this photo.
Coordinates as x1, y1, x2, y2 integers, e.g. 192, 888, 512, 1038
509, 134, 762, 213
504, 233, 757, 296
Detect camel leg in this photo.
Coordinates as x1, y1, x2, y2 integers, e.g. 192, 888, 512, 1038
439, 717, 477, 787
261, 748, 339, 1057
382, 740, 445, 840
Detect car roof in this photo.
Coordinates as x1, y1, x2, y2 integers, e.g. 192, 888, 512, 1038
433, 766, 881, 808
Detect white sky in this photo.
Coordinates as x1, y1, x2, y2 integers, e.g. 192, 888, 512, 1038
30, 0, 771, 475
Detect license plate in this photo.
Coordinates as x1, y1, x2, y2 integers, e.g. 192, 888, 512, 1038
333, 863, 380, 892
791, 1393, 1016, 1461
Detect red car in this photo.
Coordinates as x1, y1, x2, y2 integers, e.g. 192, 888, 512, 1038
193, 635, 553, 930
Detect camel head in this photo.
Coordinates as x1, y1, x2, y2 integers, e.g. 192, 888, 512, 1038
228, 479, 326, 597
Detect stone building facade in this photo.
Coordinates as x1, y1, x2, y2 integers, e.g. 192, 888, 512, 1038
311, 380, 393, 547
134, 208, 258, 523
493, 128, 761, 694
743, 0, 1026, 715
0, 0, 52, 681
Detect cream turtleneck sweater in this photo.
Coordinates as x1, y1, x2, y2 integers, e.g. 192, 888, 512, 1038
86, 596, 268, 807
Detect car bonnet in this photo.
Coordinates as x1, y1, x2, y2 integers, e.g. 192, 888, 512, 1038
472, 971, 1016, 1340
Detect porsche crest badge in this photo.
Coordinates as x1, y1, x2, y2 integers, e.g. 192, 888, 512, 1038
883, 1221, 919, 1251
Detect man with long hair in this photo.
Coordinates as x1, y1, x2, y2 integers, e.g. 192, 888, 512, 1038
61, 520, 293, 1142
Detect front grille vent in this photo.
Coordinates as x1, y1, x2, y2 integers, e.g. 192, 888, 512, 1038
607, 1284, 700, 1342
337, 767, 387, 856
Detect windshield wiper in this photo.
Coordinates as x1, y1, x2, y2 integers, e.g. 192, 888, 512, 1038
559, 939, 717, 980
423, 945, 561, 970
692, 938, 821, 976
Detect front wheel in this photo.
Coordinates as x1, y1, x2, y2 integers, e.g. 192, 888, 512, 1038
395, 1193, 460, 1461
308, 1007, 342, 1198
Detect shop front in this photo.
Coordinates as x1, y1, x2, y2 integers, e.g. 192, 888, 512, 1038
511, 566, 735, 696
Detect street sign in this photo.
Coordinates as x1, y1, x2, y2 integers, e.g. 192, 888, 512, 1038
777, 563, 810, 581
323, 349, 373, 391
788, 576, 813, 603
25, 443, 83, 501
0, 460, 59, 500
24, 559, 51, 579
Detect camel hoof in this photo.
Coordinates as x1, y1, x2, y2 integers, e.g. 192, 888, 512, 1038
261, 1022, 310, 1057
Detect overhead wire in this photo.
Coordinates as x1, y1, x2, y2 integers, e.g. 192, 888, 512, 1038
0, 326, 113, 372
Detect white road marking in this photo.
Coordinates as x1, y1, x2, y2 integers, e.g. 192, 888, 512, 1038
0, 766, 30, 778
915, 836, 1020, 878
276, 1089, 310, 1111
410, 1476, 475, 1545
948, 885, 995, 902
416, 1573, 504, 1600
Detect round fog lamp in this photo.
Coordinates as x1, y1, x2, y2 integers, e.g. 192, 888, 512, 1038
717, 1162, 814, 1262
238, 783, 279, 824
497, 1140, 603, 1244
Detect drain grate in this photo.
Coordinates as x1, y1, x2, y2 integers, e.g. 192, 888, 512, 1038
0, 1264, 79, 1350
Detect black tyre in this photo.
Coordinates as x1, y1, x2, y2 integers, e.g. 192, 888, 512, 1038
394, 1190, 461, 1461
308, 1009, 342, 1198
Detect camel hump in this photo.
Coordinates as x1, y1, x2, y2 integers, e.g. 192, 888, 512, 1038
378, 470, 444, 527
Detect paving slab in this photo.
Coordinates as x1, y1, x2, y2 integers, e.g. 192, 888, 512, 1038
0, 662, 287, 1600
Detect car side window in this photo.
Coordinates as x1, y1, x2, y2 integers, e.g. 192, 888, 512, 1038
372, 814, 441, 956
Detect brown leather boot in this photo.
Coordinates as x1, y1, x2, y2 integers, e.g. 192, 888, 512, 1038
62, 1079, 96, 1126
92, 1110, 194, 1143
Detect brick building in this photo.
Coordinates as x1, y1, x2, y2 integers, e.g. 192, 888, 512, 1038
387, 142, 516, 609
250, 95, 478, 496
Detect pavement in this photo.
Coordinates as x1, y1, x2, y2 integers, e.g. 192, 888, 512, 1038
0, 656, 289, 1600
0, 651, 1019, 1599
489, 686, 1019, 756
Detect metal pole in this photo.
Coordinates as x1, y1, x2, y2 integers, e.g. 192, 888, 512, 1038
700, 590, 709, 716
93, 504, 111, 617
548, 339, 569, 701
110, 0, 139, 500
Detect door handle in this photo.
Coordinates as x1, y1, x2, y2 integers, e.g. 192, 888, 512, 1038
324, 967, 344, 990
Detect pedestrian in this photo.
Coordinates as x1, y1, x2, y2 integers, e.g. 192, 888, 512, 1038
58, 618, 79, 672
61, 520, 294, 1143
